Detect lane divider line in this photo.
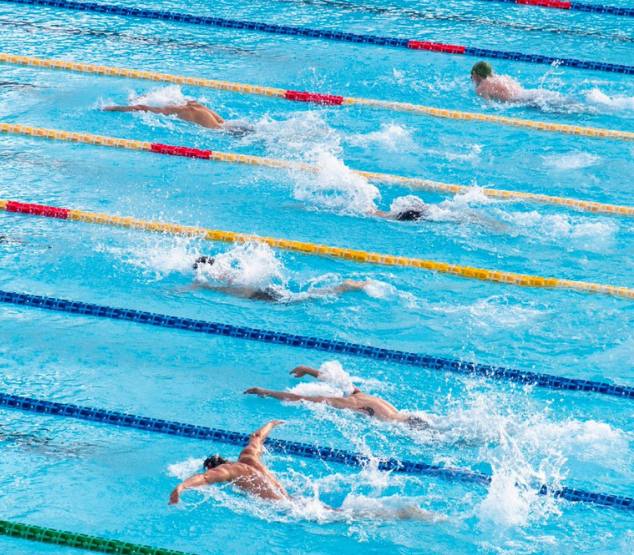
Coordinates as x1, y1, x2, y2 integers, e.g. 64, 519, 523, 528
0, 519, 196, 555
1, 0, 634, 74
0, 289, 632, 399
1, 391, 633, 511
3, 53, 634, 143
3, 199, 634, 299
479, 0, 634, 18
1, 121, 634, 220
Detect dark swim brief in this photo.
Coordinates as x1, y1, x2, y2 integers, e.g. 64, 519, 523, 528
396, 209, 429, 222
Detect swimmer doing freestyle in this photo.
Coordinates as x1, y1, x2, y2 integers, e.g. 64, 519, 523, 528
244, 365, 432, 429
191, 256, 370, 302
169, 419, 441, 521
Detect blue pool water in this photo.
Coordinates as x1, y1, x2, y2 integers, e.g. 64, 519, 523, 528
1, 0, 634, 553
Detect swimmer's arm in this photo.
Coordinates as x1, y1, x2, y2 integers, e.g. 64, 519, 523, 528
103, 104, 183, 116
238, 420, 285, 461
168, 467, 232, 504
290, 365, 321, 379
290, 366, 362, 394
243, 388, 350, 408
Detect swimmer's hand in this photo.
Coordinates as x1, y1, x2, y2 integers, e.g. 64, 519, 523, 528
290, 366, 320, 379
168, 486, 182, 505
243, 387, 266, 396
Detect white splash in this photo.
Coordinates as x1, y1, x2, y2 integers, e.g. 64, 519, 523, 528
585, 87, 634, 112
289, 360, 356, 397
542, 151, 602, 170
194, 242, 285, 290
129, 85, 189, 107
347, 123, 414, 151
293, 149, 381, 214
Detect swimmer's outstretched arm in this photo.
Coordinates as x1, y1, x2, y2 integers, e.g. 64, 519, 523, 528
168, 466, 233, 505
310, 279, 370, 297
103, 104, 183, 116
243, 387, 350, 407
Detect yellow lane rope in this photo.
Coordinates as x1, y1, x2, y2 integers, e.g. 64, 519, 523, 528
2, 53, 634, 142
1, 198, 632, 299
1, 121, 633, 218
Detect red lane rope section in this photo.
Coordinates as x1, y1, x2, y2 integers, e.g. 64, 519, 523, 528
407, 41, 466, 54
150, 144, 213, 159
284, 90, 344, 106
517, 0, 571, 8
5, 201, 69, 219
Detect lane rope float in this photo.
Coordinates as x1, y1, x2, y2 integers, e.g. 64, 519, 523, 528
478, 0, 634, 18
2, 121, 634, 220
1, 0, 634, 74
0, 519, 197, 555
1, 391, 633, 511
3, 198, 634, 299
0, 289, 632, 399
3, 53, 634, 143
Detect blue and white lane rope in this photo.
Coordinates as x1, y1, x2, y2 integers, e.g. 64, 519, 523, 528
1, 391, 632, 512
1, 0, 634, 75
0, 290, 632, 401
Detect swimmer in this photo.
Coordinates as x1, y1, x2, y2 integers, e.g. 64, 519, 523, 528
369, 201, 509, 231
169, 419, 442, 521
244, 365, 433, 430
104, 100, 254, 135
191, 255, 369, 302
470, 61, 577, 110
169, 420, 290, 504
470, 61, 525, 103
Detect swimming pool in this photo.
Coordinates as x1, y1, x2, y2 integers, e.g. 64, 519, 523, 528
0, 0, 633, 553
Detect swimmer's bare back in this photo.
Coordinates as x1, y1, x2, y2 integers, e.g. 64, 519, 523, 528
104, 101, 225, 129
169, 420, 289, 505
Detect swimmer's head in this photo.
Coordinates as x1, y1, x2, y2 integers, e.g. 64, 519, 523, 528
405, 416, 430, 431
471, 61, 493, 84
193, 256, 215, 270
221, 120, 256, 138
203, 454, 228, 470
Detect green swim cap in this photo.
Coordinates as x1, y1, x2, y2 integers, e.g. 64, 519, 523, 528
471, 61, 493, 78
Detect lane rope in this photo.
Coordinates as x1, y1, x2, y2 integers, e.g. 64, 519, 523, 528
3, 54, 634, 144
2, 122, 634, 220
3, 198, 634, 299
0, 519, 196, 555
1, 0, 634, 74
478, 0, 634, 18
0, 289, 632, 399
1, 391, 633, 511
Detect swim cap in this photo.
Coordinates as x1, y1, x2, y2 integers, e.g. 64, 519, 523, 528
193, 255, 215, 270
203, 454, 228, 470
471, 61, 493, 78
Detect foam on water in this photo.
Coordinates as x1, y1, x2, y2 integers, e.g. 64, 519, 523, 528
585, 88, 634, 112
194, 242, 286, 291
128, 85, 189, 107
497, 210, 617, 252
292, 149, 380, 214
237, 111, 381, 215
346, 123, 415, 152
542, 152, 602, 171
